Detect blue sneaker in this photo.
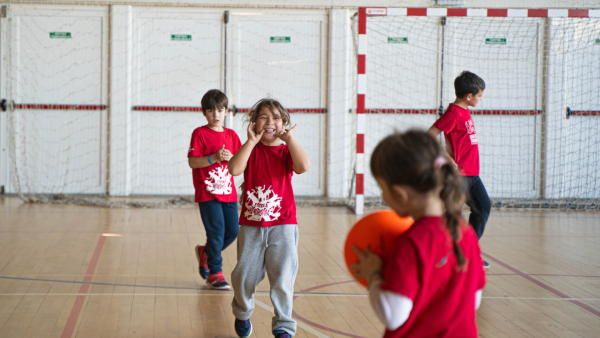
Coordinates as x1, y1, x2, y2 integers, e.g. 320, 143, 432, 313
484, 260, 490, 269
235, 318, 252, 338
273, 329, 292, 338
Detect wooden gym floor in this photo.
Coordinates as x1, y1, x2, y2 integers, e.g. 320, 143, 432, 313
1, 196, 599, 338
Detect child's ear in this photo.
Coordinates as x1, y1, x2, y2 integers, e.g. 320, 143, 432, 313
391, 185, 409, 204
465, 93, 473, 101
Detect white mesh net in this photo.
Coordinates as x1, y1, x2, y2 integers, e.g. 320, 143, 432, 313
358, 15, 600, 209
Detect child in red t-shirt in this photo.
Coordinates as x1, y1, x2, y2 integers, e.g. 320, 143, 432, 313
428, 71, 492, 269
188, 89, 242, 290
352, 130, 486, 338
228, 98, 310, 338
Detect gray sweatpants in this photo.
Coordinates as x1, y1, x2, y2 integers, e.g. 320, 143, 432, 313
231, 224, 299, 336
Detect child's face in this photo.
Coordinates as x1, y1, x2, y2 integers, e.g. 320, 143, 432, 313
466, 89, 484, 107
204, 107, 227, 128
255, 107, 284, 142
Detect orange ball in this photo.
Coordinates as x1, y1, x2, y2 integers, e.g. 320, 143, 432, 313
344, 210, 413, 287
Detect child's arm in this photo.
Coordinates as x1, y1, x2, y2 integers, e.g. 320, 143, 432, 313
228, 123, 264, 176
369, 279, 413, 330
352, 247, 413, 330
276, 125, 311, 174
427, 126, 458, 169
188, 145, 232, 169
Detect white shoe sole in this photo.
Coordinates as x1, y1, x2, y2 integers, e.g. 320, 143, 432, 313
206, 280, 231, 290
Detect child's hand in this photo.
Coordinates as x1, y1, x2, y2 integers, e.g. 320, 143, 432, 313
247, 123, 264, 144
350, 246, 383, 281
276, 124, 298, 143
214, 145, 232, 162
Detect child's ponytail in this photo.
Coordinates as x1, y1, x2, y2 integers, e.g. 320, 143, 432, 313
439, 162, 467, 269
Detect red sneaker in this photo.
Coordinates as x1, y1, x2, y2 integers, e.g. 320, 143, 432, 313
206, 271, 231, 290
195, 245, 209, 279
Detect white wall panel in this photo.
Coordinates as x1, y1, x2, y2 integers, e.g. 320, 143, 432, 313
131, 9, 223, 195
230, 11, 327, 196
444, 17, 542, 198
9, 7, 108, 194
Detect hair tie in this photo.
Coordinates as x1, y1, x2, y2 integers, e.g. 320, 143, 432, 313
433, 157, 447, 169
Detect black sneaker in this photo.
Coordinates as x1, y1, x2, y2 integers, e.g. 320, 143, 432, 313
483, 260, 490, 269
235, 318, 252, 338
273, 330, 292, 338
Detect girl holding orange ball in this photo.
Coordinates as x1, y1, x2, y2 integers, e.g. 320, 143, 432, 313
351, 130, 486, 338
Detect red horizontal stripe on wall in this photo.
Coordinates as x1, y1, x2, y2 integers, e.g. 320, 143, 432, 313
488, 9, 508, 17
447, 8, 467, 16
133, 106, 202, 111
528, 9, 548, 17
15, 104, 107, 110
570, 111, 600, 116
568, 9, 589, 17
471, 110, 541, 115
407, 8, 427, 16
365, 109, 438, 114
235, 108, 326, 114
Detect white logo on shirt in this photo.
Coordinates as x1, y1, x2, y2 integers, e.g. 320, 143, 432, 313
466, 119, 477, 145
188, 147, 194, 153
204, 167, 233, 195
244, 185, 282, 222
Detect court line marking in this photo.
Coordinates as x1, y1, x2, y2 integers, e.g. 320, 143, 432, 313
1, 294, 599, 302
253, 299, 330, 338
61, 214, 112, 338
482, 252, 600, 318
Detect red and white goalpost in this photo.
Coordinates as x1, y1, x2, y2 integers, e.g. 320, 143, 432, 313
354, 7, 600, 215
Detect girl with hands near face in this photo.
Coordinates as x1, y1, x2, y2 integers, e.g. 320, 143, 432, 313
228, 98, 310, 338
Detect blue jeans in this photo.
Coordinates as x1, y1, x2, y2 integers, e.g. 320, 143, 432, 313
464, 176, 491, 239
198, 199, 239, 274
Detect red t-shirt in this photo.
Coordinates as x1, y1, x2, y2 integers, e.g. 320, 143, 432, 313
239, 142, 297, 227
433, 104, 480, 176
188, 126, 242, 203
381, 216, 486, 338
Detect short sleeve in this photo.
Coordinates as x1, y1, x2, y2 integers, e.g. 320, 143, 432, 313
380, 236, 421, 300
231, 131, 243, 154
188, 130, 204, 158
285, 146, 296, 175
433, 109, 457, 134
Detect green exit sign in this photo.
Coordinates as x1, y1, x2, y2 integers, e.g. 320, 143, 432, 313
388, 37, 408, 44
486, 38, 506, 45
171, 34, 192, 41
50, 32, 71, 39
596, 39, 600, 45
270, 36, 291, 43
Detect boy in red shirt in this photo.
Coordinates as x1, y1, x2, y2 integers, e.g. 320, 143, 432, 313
188, 89, 242, 289
228, 98, 310, 338
428, 71, 492, 268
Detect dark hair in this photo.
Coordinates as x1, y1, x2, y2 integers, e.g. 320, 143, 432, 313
370, 130, 468, 269
201, 89, 228, 114
245, 98, 291, 127
454, 71, 485, 99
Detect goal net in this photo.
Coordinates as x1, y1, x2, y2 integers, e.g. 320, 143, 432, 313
352, 8, 600, 213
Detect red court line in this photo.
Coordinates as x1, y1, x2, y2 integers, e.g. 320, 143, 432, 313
482, 252, 600, 318
61, 215, 112, 338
